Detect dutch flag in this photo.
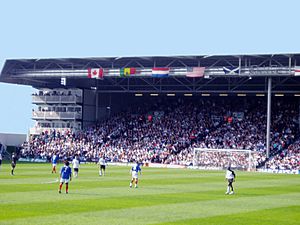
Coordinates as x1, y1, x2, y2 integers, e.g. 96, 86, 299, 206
152, 68, 169, 78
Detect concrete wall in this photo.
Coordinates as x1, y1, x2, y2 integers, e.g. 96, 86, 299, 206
96, 93, 146, 120
82, 89, 96, 127
82, 92, 164, 128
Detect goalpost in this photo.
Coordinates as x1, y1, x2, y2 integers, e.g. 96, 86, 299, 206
193, 148, 256, 171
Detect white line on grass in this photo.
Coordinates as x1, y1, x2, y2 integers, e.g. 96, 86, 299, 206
41, 179, 59, 184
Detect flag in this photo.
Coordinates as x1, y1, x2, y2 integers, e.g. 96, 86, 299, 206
223, 66, 240, 75
186, 67, 205, 77
120, 67, 136, 77
294, 67, 300, 76
87, 68, 104, 79
152, 68, 169, 78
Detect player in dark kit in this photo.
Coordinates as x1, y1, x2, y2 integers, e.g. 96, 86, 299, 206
0, 152, 2, 171
11, 152, 17, 175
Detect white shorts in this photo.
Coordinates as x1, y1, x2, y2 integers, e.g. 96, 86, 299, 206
52, 163, 57, 167
60, 178, 70, 183
132, 172, 138, 179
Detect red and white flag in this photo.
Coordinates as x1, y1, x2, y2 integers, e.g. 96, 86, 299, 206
87, 68, 104, 79
186, 67, 205, 77
294, 67, 300, 76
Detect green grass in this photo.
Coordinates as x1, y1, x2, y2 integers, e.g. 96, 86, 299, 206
0, 163, 299, 225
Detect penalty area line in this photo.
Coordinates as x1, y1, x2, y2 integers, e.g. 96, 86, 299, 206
42, 178, 59, 184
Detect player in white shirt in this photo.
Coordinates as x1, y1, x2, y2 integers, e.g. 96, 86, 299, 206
98, 155, 106, 176
225, 166, 236, 195
72, 155, 80, 178
130, 162, 142, 188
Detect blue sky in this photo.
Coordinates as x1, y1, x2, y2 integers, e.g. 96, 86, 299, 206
0, 0, 300, 134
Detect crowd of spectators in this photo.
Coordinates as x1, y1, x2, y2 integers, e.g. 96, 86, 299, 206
194, 151, 261, 170
265, 141, 300, 170
32, 90, 73, 96
20, 97, 300, 170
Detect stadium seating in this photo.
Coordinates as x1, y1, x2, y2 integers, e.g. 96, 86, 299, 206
20, 97, 300, 170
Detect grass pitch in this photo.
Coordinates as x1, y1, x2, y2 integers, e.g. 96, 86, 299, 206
0, 163, 299, 225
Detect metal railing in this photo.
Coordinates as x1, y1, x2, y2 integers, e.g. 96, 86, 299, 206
29, 127, 72, 135
32, 95, 82, 104
32, 111, 82, 120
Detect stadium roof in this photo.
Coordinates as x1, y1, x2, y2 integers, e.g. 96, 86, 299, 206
1, 53, 300, 93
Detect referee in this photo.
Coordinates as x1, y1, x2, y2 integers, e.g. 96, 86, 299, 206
11, 152, 17, 175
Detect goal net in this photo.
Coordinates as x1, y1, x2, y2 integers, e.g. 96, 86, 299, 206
193, 148, 256, 171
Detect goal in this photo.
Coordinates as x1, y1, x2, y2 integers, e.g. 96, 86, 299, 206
193, 148, 256, 171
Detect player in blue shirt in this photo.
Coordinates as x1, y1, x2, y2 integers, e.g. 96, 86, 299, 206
130, 162, 142, 188
59, 161, 72, 194
51, 152, 59, 173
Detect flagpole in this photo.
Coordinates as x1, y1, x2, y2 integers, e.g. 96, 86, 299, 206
266, 77, 272, 159
238, 56, 241, 75
95, 79, 99, 122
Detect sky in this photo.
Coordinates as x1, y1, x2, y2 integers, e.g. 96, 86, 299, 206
0, 0, 300, 134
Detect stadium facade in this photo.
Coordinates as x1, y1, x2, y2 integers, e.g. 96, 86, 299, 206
1, 53, 300, 157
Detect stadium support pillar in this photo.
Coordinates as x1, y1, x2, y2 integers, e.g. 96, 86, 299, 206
95, 91, 99, 121
266, 77, 272, 159
299, 99, 300, 131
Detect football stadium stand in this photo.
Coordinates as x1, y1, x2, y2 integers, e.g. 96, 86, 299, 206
1, 54, 300, 171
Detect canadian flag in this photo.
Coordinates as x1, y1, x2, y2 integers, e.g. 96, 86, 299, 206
87, 68, 104, 79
